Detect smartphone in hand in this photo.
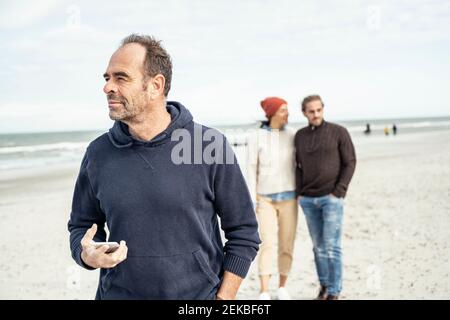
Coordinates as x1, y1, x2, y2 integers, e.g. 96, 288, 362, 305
92, 241, 120, 253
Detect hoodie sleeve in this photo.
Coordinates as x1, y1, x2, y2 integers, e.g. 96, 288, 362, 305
214, 138, 261, 278
67, 149, 107, 270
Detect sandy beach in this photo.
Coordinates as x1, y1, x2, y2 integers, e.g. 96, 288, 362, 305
1, 128, 449, 299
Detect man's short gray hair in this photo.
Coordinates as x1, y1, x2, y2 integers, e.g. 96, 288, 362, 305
121, 34, 172, 97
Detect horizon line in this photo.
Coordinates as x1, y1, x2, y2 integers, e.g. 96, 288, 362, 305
1, 114, 450, 135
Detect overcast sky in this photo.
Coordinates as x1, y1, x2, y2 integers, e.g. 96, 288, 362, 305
1, 0, 449, 133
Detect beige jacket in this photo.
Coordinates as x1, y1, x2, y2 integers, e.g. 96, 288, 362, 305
246, 126, 296, 203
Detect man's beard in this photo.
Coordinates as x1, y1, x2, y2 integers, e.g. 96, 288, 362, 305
108, 94, 143, 121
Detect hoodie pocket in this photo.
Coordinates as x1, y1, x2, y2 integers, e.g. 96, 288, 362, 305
102, 249, 220, 300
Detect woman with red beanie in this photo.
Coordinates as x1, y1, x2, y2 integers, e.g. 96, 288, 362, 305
246, 97, 298, 300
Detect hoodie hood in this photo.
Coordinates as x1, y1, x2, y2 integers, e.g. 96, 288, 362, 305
107, 101, 193, 148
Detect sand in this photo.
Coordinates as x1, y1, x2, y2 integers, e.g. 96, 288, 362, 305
1, 129, 449, 299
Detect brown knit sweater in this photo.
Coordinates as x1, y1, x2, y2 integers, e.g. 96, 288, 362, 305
294, 121, 356, 198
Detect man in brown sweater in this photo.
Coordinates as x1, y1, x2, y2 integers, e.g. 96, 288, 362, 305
295, 95, 356, 300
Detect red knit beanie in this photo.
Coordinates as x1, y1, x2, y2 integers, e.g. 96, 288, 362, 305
260, 97, 287, 119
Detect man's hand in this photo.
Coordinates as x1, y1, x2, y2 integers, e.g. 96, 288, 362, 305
215, 271, 243, 300
80, 223, 128, 269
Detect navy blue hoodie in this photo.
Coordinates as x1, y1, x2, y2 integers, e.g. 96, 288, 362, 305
68, 101, 260, 300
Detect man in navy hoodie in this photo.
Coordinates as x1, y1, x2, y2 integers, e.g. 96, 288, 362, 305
68, 34, 260, 300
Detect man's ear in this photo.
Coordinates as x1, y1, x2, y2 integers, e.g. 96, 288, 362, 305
150, 74, 165, 98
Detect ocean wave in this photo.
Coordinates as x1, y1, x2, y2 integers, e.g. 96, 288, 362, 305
0, 142, 88, 154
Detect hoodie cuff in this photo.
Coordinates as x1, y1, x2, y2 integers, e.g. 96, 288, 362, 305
223, 254, 251, 278
73, 244, 96, 270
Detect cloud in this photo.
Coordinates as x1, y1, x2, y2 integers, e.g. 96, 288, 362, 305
0, 0, 64, 29
0, 101, 112, 133
1, 0, 450, 132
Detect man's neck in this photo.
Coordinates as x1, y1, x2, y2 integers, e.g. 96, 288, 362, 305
124, 102, 172, 142
310, 119, 325, 129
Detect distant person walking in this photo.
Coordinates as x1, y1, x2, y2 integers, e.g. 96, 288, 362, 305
392, 124, 397, 135
247, 97, 298, 300
384, 126, 390, 136
295, 95, 356, 300
364, 123, 371, 135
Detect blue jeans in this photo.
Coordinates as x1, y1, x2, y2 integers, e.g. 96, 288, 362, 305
299, 195, 344, 296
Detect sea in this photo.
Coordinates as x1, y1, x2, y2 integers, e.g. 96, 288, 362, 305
1, 116, 450, 171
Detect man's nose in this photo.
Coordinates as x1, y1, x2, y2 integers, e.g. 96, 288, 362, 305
103, 80, 117, 94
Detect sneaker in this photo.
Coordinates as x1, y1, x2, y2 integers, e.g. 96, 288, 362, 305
259, 292, 271, 300
277, 287, 291, 300
326, 294, 339, 300
314, 285, 328, 300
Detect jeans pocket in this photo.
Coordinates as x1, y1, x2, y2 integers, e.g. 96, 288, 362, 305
328, 194, 343, 205
299, 196, 311, 206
